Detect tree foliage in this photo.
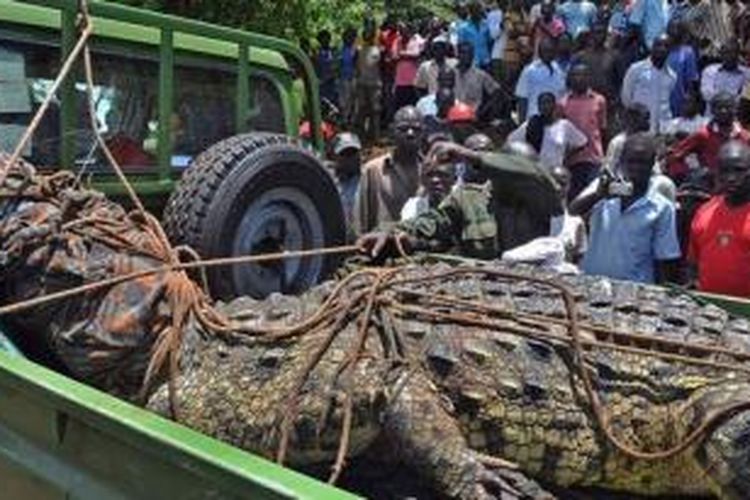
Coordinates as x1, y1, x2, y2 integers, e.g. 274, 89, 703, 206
113, 0, 453, 42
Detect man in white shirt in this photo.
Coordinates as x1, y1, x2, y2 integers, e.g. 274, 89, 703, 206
507, 92, 589, 171
415, 36, 458, 95
701, 40, 750, 106
621, 35, 676, 134
515, 37, 567, 122
487, 0, 505, 80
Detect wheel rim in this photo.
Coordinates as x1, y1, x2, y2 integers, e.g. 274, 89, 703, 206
230, 186, 325, 298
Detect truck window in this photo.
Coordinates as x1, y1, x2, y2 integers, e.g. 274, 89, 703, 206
247, 74, 286, 134
0, 40, 60, 166
75, 50, 159, 173
172, 61, 236, 168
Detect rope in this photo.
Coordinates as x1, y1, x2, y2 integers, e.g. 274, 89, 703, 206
259, 265, 750, 473
0, 245, 359, 318
1, 0, 748, 479
0, 14, 94, 187
0, 0, 361, 420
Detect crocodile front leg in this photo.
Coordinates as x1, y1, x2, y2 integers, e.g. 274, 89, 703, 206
384, 369, 554, 499
694, 384, 750, 500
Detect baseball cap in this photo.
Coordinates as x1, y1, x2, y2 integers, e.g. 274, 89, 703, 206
447, 103, 476, 123
332, 132, 362, 155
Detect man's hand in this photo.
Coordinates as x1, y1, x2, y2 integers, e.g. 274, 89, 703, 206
357, 231, 391, 259
596, 169, 613, 198
356, 231, 415, 260
426, 141, 477, 168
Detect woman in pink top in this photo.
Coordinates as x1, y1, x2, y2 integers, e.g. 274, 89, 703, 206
394, 22, 426, 111
560, 62, 608, 200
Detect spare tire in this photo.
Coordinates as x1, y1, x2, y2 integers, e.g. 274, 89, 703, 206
163, 133, 346, 300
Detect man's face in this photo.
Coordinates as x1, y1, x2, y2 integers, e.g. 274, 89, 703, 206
437, 70, 456, 90
335, 148, 361, 176
458, 44, 474, 69
719, 149, 750, 198
712, 98, 736, 127
631, 110, 651, 133
539, 40, 556, 63
667, 20, 681, 41
433, 42, 448, 61
469, 1, 483, 20
651, 37, 669, 66
318, 33, 331, 49
538, 94, 557, 119
423, 166, 455, 204
394, 115, 424, 152
591, 26, 607, 47
621, 145, 655, 188
722, 44, 740, 69
567, 67, 589, 93
541, 1, 555, 18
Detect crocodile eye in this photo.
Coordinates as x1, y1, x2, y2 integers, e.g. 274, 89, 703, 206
596, 361, 616, 379
523, 381, 547, 401
426, 342, 458, 377
525, 340, 552, 360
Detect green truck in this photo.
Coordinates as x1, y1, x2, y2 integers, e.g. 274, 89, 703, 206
0, 0, 346, 300
0, 1, 358, 498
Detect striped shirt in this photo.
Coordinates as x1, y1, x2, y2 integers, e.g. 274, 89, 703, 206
680, 0, 730, 58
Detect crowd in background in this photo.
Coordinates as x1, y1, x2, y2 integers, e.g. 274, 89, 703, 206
302, 0, 750, 299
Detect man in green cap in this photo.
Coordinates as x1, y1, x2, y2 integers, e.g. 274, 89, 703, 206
357, 140, 563, 259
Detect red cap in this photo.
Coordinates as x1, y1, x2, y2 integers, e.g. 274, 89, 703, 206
447, 103, 476, 123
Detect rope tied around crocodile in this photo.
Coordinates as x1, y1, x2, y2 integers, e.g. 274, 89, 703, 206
3, 0, 750, 488
254, 265, 750, 482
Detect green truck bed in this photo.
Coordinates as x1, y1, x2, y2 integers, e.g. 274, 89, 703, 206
0, 333, 359, 500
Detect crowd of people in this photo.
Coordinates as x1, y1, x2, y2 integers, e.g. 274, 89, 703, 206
307, 0, 750, 299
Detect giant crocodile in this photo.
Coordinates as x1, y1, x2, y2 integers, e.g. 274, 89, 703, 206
2, 156, 749, 499
146, 265, 750, 499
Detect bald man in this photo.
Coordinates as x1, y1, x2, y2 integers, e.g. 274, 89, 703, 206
355, 106, 424, 233
689, 141, 750, 297
571, 133, 681, 284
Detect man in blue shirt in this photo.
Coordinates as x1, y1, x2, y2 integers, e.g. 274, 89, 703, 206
570, 133, 681, 284
557, 0, 598, 41
458, 0, 492, 69
628, 0, 668, 50
666, 18, 699, 117
339, 27, 359, 126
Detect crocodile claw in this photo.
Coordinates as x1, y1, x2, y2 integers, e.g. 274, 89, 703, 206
475, 457, 556, 500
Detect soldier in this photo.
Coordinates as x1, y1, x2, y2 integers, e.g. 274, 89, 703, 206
357, 140, 563, 259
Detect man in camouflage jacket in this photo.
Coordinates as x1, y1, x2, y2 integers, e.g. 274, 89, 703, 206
359, 142, 564, 259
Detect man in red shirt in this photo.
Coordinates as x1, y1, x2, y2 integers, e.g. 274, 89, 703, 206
689, 140, 750, 297
560, 62, 607, 200
668, 92, 750, 188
